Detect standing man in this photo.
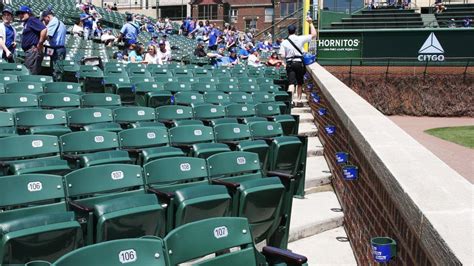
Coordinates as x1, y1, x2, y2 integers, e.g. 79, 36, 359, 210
0, 7, 16, 62
16, 5, 47, 75
118, 14, 140, 49
41, 9, 66, 80
80, 6, 94, 40
207, 23, 218, 51
279, 17, 316, 104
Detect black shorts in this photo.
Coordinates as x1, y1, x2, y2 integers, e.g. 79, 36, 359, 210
286, 61, 305, 86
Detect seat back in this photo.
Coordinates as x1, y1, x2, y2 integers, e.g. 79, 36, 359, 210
204, 91, 230, 105
229, 92, 253, 104
39, 93, 81, 109
193, 104, 226, 120
0, 93, 38, 109
174, 91, 204, 106
0, 111, 15, 128
191, 83, 217, 93
249, 121, 283, 138
155, 105, 193, 122
15, 109, 67, 126
0, 63, 29, 75
60, 131, 119, 153
207, 151, 262, 181
225, 103, 256, 118
153, 76, 176, 84
0, 73, 18, 84
255, 103, 281, 116
53, 238, 167, 266
81, 93, 121, 108
216, 83, 238, 93
169, 125, 214, 145
67, 107, 113, 125
113, 107, 155, 123
238, 84, 259, 93
5, 82, 43, 94
64, 164, 144, 197
164, 82, 192, 93
44, 82, 82, 94
214, 123, 252, 142
130, 76, 155, 84
19, 75, 53, 84
253, 93, 276, 103
164, 217, 257, 266
133, 82, 164, 93
0, 135, 60, 159
118, 127, 169, 149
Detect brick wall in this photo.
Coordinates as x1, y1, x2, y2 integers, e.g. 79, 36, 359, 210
233, 6, 272, 32
307, 78, 435, 265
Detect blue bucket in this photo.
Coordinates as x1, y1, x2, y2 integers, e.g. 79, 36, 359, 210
335, 152, 348, 164
318, 108, 327, 116
312, 95, 321, 103
307, 83, 314, 90
303, 53, 316, 65
342, 165, 358, 180
324, 125, 336, 135
371, 237, 397, 263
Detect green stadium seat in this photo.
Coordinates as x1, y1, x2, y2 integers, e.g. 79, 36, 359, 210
163, 217, 308, 265
155, 105, 194, 127
39, 93, 81, 110
255, 103, 297, 135
60, 131, 132, 168
193, 104, 236, 126
217, 83, 239, 93
103, 76, 134, 103
78, 66, 104, 93
52, 238, 166, 266
229, 92, 254, 104
5, 82, 43, 94
0, 111, 15, 137
130, 76, 155, 84
204, 91, 231, 105
252, 92, 275, 103
15, 109, 71, 136
169, 125, 230, 158
0, 135, 70, 175
143, 157, 231, 232
67, 107, 122, 132
153, 76, 176, 84
213, 69, 231, 77
198, 77, 218, 84
64, 164, 163, 244
0, 174, 83, 264
164, 82, 192, 94
0, 63, 29, 75
207, 151, 285, 245
193, 68, 212, 77
176, 76, 198, 84
0, 73, 18, 84
191, 83, 217, 93
239, 83, 259, 93
81, 93, 122, 108
174, 91, 205, 106
225, 103, 256, 119
0, 93, 38, 112
118, 127, 184, 164
150, 68, 173, 77
113, 106, 156, 128
43, 82, 83, 94
18, 75, 54, 84
172, 68, 193, 77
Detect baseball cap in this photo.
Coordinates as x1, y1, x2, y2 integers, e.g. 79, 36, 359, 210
128, 39, 137, 45
41, 9, 53, 18
158, 40, 166, 45
2, 7, 13, 15
15, 5, 32, 15
288, 25, 296, 32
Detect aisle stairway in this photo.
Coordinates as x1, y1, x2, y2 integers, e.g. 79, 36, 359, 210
286, 94, 357, 265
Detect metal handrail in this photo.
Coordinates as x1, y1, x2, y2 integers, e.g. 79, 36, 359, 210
254, 7, 305, 39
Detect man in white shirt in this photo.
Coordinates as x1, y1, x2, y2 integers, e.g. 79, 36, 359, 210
279, 17, 317, 104
247, 49, 262, 67
156, 40, 171, 64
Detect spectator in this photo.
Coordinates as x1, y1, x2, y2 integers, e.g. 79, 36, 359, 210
118, 14, 140, 48
162, 34, 171, 50
247, 49, 262, 67
266, 52, 285, 67
0, 7, 16, 62
192, 21, 205, 41
144, 19, 156, 33
228, 47, 239, 65
207, 46, 231, 67
111, 3, 118, 11
144, 44, 161, 64
435, 0, 446, 13
463, 17, 472, 27
72, 19, 83, 37
194, 41, 207, 57
127, 43, 144, 63
208, 23, 219, 50
41, 9, 67, 81
448, 18, 456, 28
279, 17, 317, 104
101, 29, 115, 46
16, 5, 47, 75
225, 30, 236, 51
157, 40, 171, 63
148, 33, 159, 46
94, 22, 104, 38
80, 6, 94, 40
273, 38, 282, 50
239, 43, 252, 60
164, 18, 173, 34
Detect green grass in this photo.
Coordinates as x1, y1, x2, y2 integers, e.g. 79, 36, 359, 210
425, 126, 474, 149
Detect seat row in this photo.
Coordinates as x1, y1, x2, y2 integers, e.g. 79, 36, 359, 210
1, 152, 303, 264
26, 218, 307, 266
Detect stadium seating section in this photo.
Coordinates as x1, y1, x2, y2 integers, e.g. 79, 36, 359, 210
0, 0, 309, 264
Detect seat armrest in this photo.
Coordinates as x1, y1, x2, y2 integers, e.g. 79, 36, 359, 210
211, 179, 240, 192
267, 170, 296, 180
62, 154, 80, 161
262, 246, 308, 265
221, 140, 239, 148
147, 187, 175, 203
68, 200, 93, 213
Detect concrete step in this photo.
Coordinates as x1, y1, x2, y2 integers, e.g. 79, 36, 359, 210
288, 227, 357, 266
307, 137, 324, 157
289, 191, 344, 242
296, 112, 314, 123
291, 107, 312, 114
305, 156, 332, 192
298, 122, 318, 137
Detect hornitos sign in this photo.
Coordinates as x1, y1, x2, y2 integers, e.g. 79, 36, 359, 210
418, 32, 445, 62
317, 37, 361, 58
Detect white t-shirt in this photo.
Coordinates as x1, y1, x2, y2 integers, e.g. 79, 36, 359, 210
248, 54, 262, 67
279, 34, 312, 62
157, 49, 171, 63
144, 53, 161, 65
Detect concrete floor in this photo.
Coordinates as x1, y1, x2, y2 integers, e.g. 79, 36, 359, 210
389, 116, 474, 183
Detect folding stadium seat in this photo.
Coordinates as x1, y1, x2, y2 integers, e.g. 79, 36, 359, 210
164, 82, 192, 94
18, 75, 53, 84
206, 151, 285, 244
0, 111, 15, 137
5, 82, 43, 94
153, 76, 176, 84
219, 77, 238, 83
194, 68, 212, 77
119, 127, 184, 165
0, 135, 70, 175
0, 174, 83, 264
213, 69, 231, 77
194, 104, 236, 126
60, 131, 132, 168
174, 91, 205, 107
231, 69, 248, 77
169, 125, 230, 158
0, 83, 3, 93
239, 83, 259, 93
103, 66, 127, 77
67, 107, 122, 132
64, 164, 163, 244
113, 106, 160, 129
0, 93, 38, 112
128, 66, 152, 78
133, 82, 172, 108
51, 238, 167, 266
81, 93, 122, 109
77, 66, 104, 93
253, 91, 276, 103
198, 77, 218, 84
151, 68, 173, 77
155, 105, 200, 127
229, 92, 254, 104
255, 103, 298, 135
247, 69, 265, 78
15, 109, 71, 136
0, 73, 17, 84
177, 76, 198, 84
225, 103, 257, 120
0, 63, 29, 75
130, 76, 155, 84
191, 83, 217, 93
39, 93, 81, 110
58, 61, 80, 82
103, 76, 134, 104
204, 91, 231, 105
143, 157, 231, 232
163, 218, 307, 265
43, 82, 83, 94
217, 83, 239, 93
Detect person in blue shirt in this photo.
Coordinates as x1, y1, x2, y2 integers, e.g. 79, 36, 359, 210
208, 24, 218, 51
16, 5, 47, 75
0, 7, 16, 62
80, 7, 94, 40
118, 14, 140, 49
239, 43, 252, 60
41, 9, 66, 80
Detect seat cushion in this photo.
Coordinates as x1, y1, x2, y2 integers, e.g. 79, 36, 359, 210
29, 125, 72, 136
192, 143, 231, 158
7, 156, 71, 175
80, 150, 132, 167
141, 146, 185, 164
0, 212, 75, 235
82, 122, 122, 132
93, 194, 159, 217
